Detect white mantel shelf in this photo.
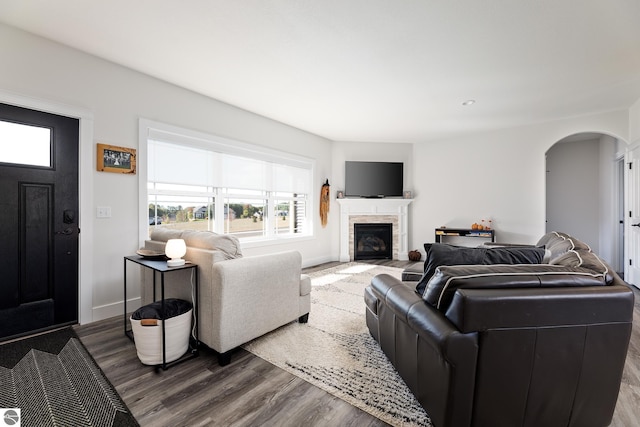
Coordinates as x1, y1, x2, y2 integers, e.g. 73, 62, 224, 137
337, 198, 413, 262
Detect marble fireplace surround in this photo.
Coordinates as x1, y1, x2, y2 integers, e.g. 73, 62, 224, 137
337, 198, 413, 262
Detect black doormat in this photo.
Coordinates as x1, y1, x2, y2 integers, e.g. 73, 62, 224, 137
0, 327, 139, 427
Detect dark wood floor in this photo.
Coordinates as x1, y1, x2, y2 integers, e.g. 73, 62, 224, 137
74, 260, 640, 427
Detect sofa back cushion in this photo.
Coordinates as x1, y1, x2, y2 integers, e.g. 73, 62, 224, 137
415, 244, 545, 295
149, 229, 242, 260
423, 264, 608, 311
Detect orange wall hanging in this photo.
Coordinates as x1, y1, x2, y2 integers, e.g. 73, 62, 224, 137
320, 179, 330, 227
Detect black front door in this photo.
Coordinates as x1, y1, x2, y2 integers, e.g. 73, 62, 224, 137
0, 102, 79, 341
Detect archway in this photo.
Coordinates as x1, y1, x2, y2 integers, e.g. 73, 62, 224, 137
545, 132, 625, 273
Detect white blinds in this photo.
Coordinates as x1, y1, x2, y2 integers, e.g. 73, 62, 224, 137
220, 153, 268, 190
148, 141, 215, 186
272, 162, 310, 194
147, 135, 312, 193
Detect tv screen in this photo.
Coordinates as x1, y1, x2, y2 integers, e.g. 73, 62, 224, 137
345, 161, 404, 198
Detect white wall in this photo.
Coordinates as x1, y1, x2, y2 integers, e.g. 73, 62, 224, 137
411, 110, 629, 256
0, 23, 335, 322
629, 100, 640, 218
630, 98, 640, 144
546, 138, 600, 248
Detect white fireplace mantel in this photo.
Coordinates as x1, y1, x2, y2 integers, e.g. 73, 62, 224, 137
337, 198, 413, 262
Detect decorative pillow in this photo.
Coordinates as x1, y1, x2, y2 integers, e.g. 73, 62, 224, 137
536, 232, 561, 248
414, 243, 545, 295
537, 231, 593, 263
555, 232, 592, 251
549, 249, 612, 282
150, 228, 184, 242
545, 239, 575, 261
181, 230, 242, 259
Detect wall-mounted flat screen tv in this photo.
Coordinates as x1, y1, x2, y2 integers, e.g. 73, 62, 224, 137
345, 161, 404, 198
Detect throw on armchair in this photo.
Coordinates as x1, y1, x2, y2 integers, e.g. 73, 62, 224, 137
141, 229, 311, 365
365, 232, 634, 427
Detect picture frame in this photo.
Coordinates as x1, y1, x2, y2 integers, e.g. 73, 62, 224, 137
96, 143, 136, 174
403, 190, 412, 199
337, 190, 345, 199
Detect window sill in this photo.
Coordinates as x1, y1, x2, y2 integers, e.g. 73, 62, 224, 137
240, 234, 314, 249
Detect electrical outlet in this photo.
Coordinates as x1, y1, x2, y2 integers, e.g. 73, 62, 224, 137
96, 206, 111, 218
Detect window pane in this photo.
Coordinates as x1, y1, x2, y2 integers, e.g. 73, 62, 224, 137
224, 198, 266, 238
0, 120, 51, 167
275, 196, 307, 236
148, 195, 214, 234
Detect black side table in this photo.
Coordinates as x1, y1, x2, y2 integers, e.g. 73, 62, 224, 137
123, 255, 199, 370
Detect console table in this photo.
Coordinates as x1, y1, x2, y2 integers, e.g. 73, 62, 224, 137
435, 228, 495, 243
123, 255, 199, 370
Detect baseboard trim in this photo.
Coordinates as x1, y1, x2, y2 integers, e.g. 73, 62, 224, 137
302, 255, 335, 268
91, 297, 141, 323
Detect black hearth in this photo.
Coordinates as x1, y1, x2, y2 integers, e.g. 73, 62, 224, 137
354, 223, 392, 260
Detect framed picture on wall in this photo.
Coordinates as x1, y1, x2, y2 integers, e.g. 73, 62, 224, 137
96, 143, 136, 174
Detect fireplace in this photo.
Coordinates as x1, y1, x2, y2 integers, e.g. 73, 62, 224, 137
337, 198, 413, 262
354, 223, 392, 260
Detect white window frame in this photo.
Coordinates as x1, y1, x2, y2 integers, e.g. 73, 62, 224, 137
138, 118, 315, 247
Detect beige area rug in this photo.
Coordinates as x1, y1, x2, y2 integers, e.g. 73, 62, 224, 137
242, 262, 432, 427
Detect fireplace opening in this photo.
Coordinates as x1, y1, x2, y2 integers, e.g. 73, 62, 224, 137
354, 223, 392, 260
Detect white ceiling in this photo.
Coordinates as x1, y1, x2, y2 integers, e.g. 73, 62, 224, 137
1, 1, 640, 143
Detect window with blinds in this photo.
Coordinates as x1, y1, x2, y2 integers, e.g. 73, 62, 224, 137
141, 120, 314, 242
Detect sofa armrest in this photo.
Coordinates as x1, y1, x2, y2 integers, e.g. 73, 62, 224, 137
445, 284, 635, 333
444, 284, 633, 427
371, 274, 472, 350
370, 273, 478, 427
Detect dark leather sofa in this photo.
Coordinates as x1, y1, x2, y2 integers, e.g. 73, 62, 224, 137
365, 232, 634, 427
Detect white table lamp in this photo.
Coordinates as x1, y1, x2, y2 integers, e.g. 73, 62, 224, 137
165, 239, 187, 267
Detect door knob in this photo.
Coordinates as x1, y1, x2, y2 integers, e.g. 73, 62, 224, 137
632, 223, 640, 227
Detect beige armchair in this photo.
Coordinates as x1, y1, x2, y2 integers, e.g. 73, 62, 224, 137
141, 229, 310, 365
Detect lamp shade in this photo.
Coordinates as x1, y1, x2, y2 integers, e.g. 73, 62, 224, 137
165, 239, 186, 267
